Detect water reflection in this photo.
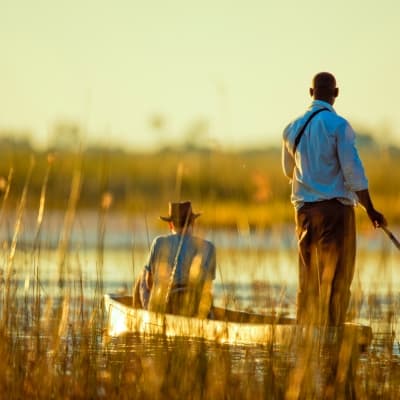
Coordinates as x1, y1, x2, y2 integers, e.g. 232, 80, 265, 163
102, 329, 400, 399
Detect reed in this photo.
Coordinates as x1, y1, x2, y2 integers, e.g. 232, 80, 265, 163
0, 152, 398, 399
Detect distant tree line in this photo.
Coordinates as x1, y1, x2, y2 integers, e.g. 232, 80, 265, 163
0, 124, 399, 227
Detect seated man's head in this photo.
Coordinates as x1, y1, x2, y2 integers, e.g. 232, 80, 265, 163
160, 201, 201, 232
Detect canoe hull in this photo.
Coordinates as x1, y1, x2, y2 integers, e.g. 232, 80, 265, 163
104, 294, 372, 348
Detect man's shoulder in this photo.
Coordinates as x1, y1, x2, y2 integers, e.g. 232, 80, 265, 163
192, 236, 215, 251
304, 102, 350, 130
283, 109, 311, 136
152, 234, 173, 246
283, 108, 350, 141
323, 111, 350, 130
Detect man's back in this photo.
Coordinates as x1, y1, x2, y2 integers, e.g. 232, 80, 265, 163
148, 233, 216, 287
145, 233, 216, 316
282, 99, 368, 209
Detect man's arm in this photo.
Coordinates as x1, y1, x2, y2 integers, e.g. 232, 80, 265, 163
282, 139, 295, 180
197, 244, 216, 319
356, 189, 387, 228
139, 270, 152, 309
336, 122, 387, 228
197, 279, 213, 319
139, 238, 156, 309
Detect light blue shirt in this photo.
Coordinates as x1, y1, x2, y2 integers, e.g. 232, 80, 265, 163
145, 233, 216, 284
282, 100, 369, 210
140, 232, 216, 309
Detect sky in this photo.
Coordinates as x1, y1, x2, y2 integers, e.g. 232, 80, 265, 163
1, 0, 400, 151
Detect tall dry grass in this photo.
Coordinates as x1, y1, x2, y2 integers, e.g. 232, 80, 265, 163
0, 151, 398, 399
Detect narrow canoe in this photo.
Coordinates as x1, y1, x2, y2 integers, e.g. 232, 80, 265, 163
104, 293, 372, 348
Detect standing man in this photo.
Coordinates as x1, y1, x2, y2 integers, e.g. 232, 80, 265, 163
139, 201, 216, 318
282, 72, 386, 326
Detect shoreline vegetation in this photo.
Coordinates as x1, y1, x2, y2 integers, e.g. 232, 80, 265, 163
0, 137, 399, 231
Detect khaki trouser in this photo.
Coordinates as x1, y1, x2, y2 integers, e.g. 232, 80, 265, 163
295, 199, 356, 326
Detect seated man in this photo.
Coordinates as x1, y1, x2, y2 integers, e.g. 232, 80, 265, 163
139, 201, 216, 318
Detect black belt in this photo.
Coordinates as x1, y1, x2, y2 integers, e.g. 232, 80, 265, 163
303, 198, 339, 206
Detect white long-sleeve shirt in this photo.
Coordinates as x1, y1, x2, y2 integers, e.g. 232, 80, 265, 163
282, 100, 368, 210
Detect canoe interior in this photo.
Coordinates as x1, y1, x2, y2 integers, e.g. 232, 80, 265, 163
109, 294, 294, 325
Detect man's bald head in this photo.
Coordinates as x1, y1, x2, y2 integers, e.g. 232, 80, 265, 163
309, 72, 339, 105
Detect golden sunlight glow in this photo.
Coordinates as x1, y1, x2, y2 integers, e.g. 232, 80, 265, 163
108, 310, 128, 336
1, 1, 400, 150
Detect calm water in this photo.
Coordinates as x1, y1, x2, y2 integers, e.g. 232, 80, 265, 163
2, 212, 399, 398
3, 211, 400, 343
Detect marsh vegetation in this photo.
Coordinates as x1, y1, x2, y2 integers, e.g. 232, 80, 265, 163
0, 142, 399, 398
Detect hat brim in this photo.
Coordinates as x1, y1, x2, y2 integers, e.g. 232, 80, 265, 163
160, 212, 201, 222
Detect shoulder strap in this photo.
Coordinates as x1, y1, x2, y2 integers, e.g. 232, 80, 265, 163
293, 108, 329, 154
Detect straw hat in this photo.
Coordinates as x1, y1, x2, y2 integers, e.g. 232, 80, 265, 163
160, 201, 201, 224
